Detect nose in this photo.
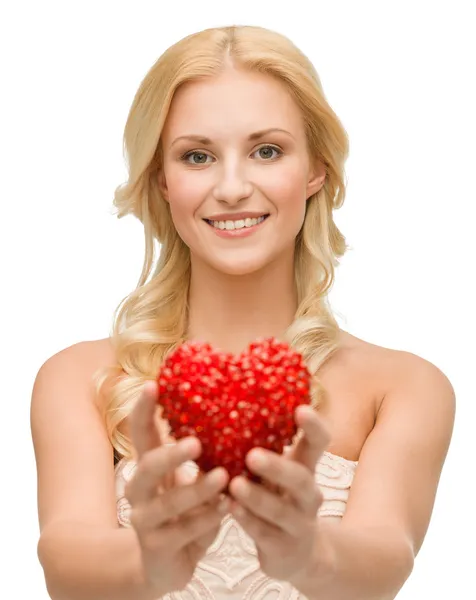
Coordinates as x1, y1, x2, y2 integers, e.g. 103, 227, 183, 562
212, 161, 254, 205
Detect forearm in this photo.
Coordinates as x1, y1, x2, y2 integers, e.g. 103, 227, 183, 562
38, 522, 169, 600
289, 520, 415, 600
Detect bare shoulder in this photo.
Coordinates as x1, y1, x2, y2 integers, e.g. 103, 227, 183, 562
323, 330, 455, 457
88, 335, 117, 361
35, 337, 116, 383
337, 328, 455, 405
344, 329, 455, 457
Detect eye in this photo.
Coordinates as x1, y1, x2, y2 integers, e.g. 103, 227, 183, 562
180, 151, 212, 165
180, 144, 283, 166
252, 145, 283, 160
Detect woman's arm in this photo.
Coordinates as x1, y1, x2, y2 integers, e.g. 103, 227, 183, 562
31, 342, 168, 600
38, 523, 167, 600
289, 351, 456, 600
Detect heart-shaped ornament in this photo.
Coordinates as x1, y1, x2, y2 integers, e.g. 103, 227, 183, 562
156, 338, 312, 489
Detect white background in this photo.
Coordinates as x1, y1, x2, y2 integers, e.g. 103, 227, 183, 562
1, 1, 474, 598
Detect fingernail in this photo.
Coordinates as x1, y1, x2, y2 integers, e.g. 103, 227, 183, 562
298, 405, 314, 419
181, 438, 198, 454
250, 451, 267, 468
236, 478, 250, 498
209, 468, 226, 486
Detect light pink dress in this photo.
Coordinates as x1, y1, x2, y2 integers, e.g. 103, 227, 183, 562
115, 447, 358, 600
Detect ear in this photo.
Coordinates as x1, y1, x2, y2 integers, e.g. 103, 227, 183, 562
158, 168, 169, 202
306, 159, 327, 200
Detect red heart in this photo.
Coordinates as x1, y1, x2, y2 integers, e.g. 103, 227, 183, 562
157, 338, 311, 489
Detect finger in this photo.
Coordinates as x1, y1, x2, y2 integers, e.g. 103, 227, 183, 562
229, 476, 304, 536
245, 449, 320, 514
174, 458, 200, 487
182, 488, 228, 525
149, 468, 228, 528
125, 436, 201, 504
292, 406, 331, 472
134, 466, 229, 529
145, 494, 231, 555
128, 381, 162, 460
229, 501, 283, 553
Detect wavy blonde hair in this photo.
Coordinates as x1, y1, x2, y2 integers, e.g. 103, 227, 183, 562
92, 24, 350, 462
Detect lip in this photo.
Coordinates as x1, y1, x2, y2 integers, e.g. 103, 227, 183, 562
204, 215, 269, 238
203, 211, 269, 221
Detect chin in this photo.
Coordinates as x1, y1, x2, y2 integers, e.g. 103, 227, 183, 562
190, 241, 294, 278
214, 263, 267, 277
209, 256, 272, 277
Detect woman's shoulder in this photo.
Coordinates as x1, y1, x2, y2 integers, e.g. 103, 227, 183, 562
48, 337, 116, 369
81, 336, 116, 363
337, 328, 441, 373
44, 338, 125, 411
335, 329, 452, 410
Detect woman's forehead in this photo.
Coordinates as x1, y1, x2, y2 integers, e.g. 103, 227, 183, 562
162, 71, 305, 145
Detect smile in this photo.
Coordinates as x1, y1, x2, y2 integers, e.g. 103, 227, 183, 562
204, 215, 269, 231
203, 215, 270, 238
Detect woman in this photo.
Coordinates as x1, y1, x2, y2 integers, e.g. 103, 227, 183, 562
31, 25, 455, 600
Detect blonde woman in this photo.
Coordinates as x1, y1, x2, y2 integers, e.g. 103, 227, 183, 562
31, 25, 455, 600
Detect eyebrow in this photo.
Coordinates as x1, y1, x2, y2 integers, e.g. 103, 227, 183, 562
169, 128, 295, 149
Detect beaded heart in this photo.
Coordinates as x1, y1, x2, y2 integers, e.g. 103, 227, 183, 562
157, 338, 311, 489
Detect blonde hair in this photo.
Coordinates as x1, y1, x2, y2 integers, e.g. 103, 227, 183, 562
92, 25, 350, 462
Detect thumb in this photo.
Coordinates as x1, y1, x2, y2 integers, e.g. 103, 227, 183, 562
129, 380, 162, 461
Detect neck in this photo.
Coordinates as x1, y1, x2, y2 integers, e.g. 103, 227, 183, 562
187, 254, 298, 355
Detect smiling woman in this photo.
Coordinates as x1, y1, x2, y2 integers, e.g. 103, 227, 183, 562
30, 23, 455, 600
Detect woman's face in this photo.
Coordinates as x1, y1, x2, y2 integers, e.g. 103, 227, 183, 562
159, 67, 326, 276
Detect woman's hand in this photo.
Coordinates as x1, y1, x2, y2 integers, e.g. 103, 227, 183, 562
124, 381, 230, 594
228, 404, 330, 581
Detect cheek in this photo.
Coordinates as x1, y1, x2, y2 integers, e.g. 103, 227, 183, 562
167, 200, 197, 246
167, 166, 204, 205
263, 164, 308, 213
168, 170, 207, 201
164, 169, 205, 225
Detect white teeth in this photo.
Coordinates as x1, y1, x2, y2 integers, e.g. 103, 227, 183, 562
208, 215, 267, 230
